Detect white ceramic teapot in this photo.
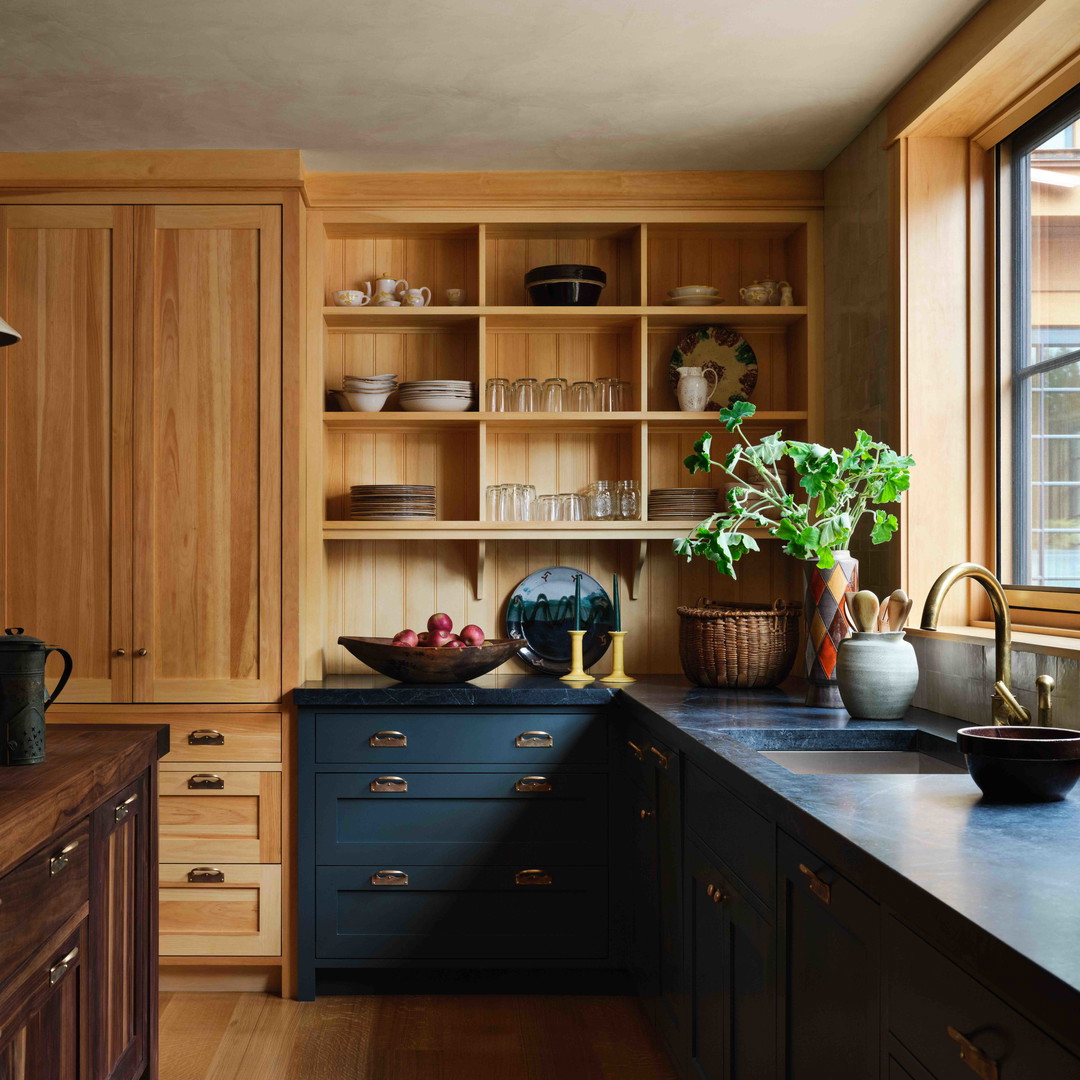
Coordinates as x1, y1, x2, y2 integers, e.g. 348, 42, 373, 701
675, 366, 718, 411
365, 274, 409, 305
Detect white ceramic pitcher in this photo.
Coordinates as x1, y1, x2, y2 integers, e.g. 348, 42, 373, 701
676, 366, 718, 411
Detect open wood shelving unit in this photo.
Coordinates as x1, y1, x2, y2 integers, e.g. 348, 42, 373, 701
307, 210, 823, 675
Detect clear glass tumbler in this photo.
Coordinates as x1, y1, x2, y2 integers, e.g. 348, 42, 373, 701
485, 378, 509, 412
513, 378, 540, 412
570, 381, 594, 412
535, 494, 560, 521
541, 378, 568, 412
616, 380, 632, 411
615, 480, 641, 520
486, 484, 504, 521
558, 493, 584, 521
594, 377, 618, 412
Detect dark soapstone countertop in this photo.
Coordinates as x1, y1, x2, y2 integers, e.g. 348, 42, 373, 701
294, 672, 1080, 1034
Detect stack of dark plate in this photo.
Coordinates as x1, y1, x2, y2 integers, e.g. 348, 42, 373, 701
349, 484, 436, 520
648, 488, 720, 520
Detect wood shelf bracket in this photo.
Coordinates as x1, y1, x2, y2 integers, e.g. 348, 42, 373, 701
473, 540, 486, 601
628, 540, 649, 600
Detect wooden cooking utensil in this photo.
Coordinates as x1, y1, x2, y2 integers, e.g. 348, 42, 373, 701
888, 589, 912, 631
849, 590, 881, 634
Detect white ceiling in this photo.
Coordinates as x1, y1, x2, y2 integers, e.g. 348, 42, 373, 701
0, 0, 986, 172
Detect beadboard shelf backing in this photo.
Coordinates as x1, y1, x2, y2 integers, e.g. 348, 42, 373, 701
306, 204, 822, 677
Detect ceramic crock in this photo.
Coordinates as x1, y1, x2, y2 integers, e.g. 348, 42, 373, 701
836, 631, 920, 720
0, 628, 73, 765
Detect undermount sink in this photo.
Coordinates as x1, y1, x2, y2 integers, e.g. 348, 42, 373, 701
759, 749, 966, 775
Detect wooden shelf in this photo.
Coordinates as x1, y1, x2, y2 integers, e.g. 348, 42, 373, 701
323, 410, 808, 431
323, 520, 770, 541
322, 305, 807, 330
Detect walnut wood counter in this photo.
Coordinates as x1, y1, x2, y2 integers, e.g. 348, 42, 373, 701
0, 724, 166, 1080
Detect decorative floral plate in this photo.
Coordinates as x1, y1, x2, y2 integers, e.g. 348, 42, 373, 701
668, 325, 758, 410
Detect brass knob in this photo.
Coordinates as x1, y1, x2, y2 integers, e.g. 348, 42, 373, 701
135, 648, 147, 657
639, 808, 654, 820
706, 883, 715, 897
712, 891, 725, 904
114, 648, 126, 657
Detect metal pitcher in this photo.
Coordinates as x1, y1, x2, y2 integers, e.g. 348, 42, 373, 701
0, 628, 73, 765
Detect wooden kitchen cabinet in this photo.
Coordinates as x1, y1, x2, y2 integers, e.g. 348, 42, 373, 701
0, 203, 282, 705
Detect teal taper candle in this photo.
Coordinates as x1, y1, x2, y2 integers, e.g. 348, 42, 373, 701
574, 574, 581, 631
613, 573, 621, 631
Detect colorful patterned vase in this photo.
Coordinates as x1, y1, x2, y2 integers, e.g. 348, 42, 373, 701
803, 550, 859, 708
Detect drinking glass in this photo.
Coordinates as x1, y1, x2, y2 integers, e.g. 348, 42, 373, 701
535, 494, 560, 521
558, 493, 584, 521
485, 378, 509, 412
615, 480, 641, 521
570, 381, 594, 412
594, 377, 618, 412
541, 377, 568, 412
486, 484, 503, 521
519, 483, 537, 521
616, 380, 632, 411
587, 480, 615, 520
513, 378, 540, 412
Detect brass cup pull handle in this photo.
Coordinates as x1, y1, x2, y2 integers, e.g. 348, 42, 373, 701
649, 746, 669, 769
370, 776, 408, 793
114, 793, 138, 822
515, 775, 552, 793
626, 739, 645, 761
49, 840, 80, 877
798, 863, 831, 905
947, 1026, 1000, 1080
187, 867, 225, 883
371, 870, 409, 886
516, 731, 553, 748
189, 729, 225, 746
188, 773, 225, 789
515, 869, 552, 886
49, 947, 79, 986
370, 731, 407, 748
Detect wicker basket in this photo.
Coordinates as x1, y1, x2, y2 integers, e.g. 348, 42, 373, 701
677, 598, 801, 688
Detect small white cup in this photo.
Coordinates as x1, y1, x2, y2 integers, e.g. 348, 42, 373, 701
403, 287, 432, 307
445, 288, 465, 306
377, 299, 401, 307
333, 290, 370, 307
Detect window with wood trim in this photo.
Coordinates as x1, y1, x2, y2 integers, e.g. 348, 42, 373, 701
1000, 84, 1080, 626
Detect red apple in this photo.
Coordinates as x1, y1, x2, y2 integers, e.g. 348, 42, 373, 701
392, 629, 419, 647
416, 631, 431, 646
429, 628, 453, 648
427, 612, 453, 634
445, 639, 467, 648
460, 624, 485, 646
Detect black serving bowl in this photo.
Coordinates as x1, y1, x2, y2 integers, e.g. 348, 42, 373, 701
524, 264, 606, 306
956, 725, 1080, 802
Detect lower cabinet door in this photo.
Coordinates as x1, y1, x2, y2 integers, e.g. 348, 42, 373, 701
159, 863, 281, 956
778, 832, 880, 1080
314, 865, 608, 961
686, 838, 776, 1080
626, 787, 659, 1001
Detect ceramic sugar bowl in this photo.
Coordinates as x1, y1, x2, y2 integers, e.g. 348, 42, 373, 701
836, 631, 920, 720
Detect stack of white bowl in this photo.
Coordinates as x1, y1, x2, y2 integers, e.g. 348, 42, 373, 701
341, 373, 398, 412
398, 380, 477, 413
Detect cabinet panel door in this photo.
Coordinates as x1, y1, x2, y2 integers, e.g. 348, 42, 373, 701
132, 205, 280, 703
0, 206, 133, 703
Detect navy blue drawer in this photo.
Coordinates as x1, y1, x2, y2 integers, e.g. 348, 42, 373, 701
315, 865, 609, 960
315, 772, 608, 865
314, 710, 607, 765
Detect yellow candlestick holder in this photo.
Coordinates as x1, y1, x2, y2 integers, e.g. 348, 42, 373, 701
560, 630, 595, 682
600, 630, 635, 683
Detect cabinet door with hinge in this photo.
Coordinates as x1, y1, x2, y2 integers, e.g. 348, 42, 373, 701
0, 205, 133, 702
132, 205, 281, 703
90, 774, 154, 1080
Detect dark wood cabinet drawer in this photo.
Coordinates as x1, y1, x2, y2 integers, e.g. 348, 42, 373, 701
686, 762, 774, 908
0, 819, 89, 986
315, 865, 608, 960
315, 710, 607, 765
315, 772, 607, 865
888, 918, 1080, 1078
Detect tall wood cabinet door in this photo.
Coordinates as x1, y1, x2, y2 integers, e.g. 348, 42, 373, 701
0, 206, 133, 702
91, 774, 154, 1080
132, 205, 281, 702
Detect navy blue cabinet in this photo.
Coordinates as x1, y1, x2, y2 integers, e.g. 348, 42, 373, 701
298, 707, 611, 999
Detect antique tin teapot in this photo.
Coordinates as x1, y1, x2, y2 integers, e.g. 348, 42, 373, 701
0, 628, 72, 765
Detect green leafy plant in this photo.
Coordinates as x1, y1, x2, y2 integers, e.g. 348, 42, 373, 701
673, 401, 914, 578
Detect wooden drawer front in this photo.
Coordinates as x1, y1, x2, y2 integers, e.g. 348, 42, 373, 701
0, 820, 90, 986
687, 762, 774, 908
168, 714, 281, 763
159, 771, 281, 863
315, 710, 606, 765
315, 865, 608, 960
888, 918, 1080, 1078
159, 863, 281, 956
315, 772, 607, 866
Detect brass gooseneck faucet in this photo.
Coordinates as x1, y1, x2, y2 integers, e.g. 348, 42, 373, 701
920, 562, 1054, 726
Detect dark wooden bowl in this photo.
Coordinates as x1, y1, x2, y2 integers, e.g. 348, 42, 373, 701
956, 725, 1080, 802
337, 636, 526, 684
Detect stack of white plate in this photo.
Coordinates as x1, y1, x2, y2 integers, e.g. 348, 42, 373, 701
648, 488, 720, 519
398, 380, 476, 413
349, 484, 437, 520
341, 373, 399, 413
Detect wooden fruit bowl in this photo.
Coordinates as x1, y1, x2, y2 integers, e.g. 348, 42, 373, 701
337, 636, 526, 684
